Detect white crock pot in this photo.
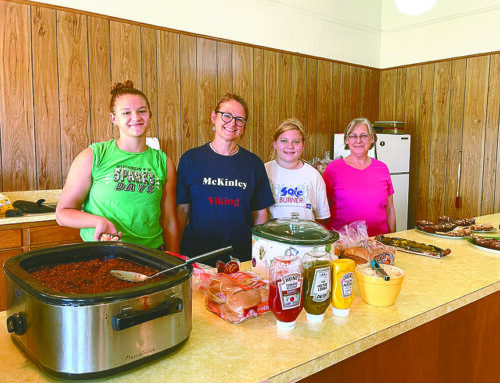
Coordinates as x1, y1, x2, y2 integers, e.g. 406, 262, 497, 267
251, 213, 339, 278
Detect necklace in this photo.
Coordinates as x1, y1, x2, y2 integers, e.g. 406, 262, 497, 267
210, 141, 239, 156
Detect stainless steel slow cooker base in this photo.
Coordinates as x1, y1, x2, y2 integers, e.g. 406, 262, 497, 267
9, 323, 189, 380
4, 242, 193, 380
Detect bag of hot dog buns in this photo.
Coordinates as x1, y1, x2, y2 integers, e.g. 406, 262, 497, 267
205, 271, 269, 323
334, 221, 395, 265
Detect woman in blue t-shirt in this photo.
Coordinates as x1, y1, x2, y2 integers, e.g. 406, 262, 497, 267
176, 93, 274, 266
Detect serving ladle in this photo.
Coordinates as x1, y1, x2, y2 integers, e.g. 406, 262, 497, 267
111, 246, 233, 282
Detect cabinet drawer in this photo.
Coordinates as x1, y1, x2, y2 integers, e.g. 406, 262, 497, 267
29, 225, 82, 245
0, 229, 22, 249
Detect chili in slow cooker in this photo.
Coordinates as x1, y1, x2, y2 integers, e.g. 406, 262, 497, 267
30, 257, 166, 294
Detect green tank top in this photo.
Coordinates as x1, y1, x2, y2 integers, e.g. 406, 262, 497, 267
81, 140, 168, 249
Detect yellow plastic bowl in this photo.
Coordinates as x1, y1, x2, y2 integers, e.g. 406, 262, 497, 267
355, 263, 404, 307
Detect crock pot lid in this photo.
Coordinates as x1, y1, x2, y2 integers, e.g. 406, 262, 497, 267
253, 213, 337, 244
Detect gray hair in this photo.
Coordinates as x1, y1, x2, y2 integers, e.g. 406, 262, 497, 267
343, 117, 377, 150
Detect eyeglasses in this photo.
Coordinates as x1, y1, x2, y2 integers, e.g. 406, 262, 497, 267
215, 111, 247, 127
347, 133, 371, 142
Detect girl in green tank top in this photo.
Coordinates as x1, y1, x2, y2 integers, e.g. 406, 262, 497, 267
55, 81, 179, 252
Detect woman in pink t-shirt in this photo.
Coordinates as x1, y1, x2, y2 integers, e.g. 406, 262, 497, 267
323, 118, 396, 236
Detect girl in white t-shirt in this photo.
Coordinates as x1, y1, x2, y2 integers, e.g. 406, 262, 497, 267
265, 118, 330, 224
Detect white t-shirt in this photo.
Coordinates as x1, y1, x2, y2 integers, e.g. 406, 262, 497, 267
264, 160, 330, 220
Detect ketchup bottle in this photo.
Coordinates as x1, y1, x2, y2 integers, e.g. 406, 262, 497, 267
268, 253, 304, 330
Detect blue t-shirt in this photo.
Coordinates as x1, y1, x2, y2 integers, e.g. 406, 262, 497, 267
176, 143, 274, 265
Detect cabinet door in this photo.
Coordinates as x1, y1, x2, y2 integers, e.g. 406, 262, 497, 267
1, 248, 23, 310
29, 224, 82, 247
0, 229, 22, 250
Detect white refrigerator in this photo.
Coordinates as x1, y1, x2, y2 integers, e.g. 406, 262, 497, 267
333, 133, 411, 232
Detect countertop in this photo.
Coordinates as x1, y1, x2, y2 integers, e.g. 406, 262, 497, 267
0, 190, 60, 225
0, 215, 499, 382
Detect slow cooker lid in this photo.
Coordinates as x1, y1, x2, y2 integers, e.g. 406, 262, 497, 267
252, 212, 338, 245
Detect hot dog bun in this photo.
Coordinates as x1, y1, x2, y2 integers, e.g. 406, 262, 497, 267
226, 289, 261, 315
342, 246, 371, 264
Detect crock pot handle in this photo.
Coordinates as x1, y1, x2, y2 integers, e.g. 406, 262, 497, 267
6, 313, 27, 335
112, 297, 182, 331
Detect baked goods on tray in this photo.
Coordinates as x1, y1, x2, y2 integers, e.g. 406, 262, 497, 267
437, 215, 475, 226
452, 217, 475, 226
436, 227, 471, 237
469, 223, 495, 232
469, 235, 500, 251
415, 218, 473, 237
375, 235, 451, 258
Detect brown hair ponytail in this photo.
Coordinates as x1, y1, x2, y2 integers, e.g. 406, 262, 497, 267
109, 80, 151, 114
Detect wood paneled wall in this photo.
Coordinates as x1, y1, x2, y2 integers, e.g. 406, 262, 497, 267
2, 1, 499, 229
379, 54, 500, 225
0, 0, 379, 192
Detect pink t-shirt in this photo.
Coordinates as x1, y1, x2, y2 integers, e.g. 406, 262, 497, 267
323, 158, 394, 236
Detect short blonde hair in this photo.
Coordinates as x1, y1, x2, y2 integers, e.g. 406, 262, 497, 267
343, 117, 377, 150
271, 118, 306, 160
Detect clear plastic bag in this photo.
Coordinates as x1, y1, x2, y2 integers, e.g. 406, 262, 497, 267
334, 221, 395, 265
204, 271, 270, 324
164, 251, 217, 291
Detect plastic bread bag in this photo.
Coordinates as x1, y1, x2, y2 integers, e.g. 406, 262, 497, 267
333, 221, 370, 257
163, 251, 217, 291
205, 271, 270, 324
196, 258, 241, 292
335, 221, 395, 265
342, 240, 396, 265
191, 263, 217, 291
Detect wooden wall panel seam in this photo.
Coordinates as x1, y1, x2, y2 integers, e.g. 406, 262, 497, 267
491, 55, 500, 212
56, 10, 64, 186
154, 28, 160, 139
425, 64, 435, 221
29, 6, 36, 186
442, 63, 453, 215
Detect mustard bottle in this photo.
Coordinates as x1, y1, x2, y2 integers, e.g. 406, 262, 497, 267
331, 259, 356, 316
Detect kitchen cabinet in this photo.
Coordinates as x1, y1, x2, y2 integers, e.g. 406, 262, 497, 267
0, 219, 82, 310
27, 223, 82, 250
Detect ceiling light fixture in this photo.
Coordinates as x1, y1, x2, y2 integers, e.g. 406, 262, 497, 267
395, 0, 437, 15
